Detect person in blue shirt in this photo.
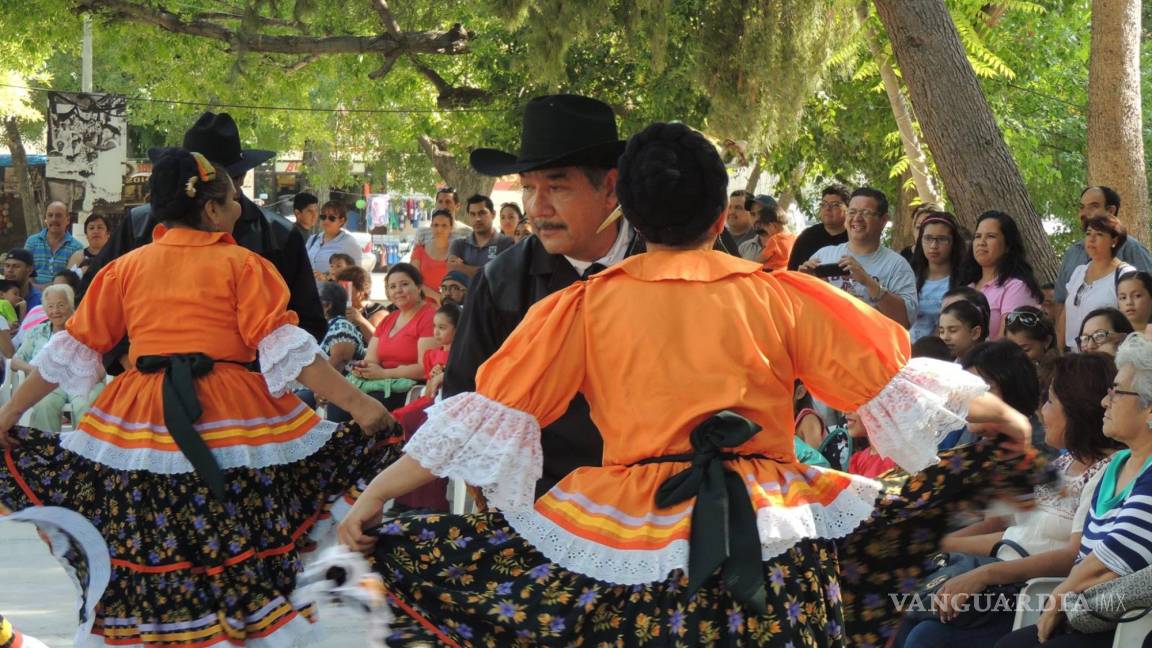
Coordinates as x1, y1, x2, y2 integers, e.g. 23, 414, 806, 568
24, 201, 83, 287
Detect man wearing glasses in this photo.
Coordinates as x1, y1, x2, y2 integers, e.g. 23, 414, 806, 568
439, 270, 470, 307
799, 187, 918, 328
787, 183, 851, 270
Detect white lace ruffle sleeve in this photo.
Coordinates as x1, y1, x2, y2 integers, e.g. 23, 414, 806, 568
403, 392, 542, 512
258, 324, 324, 396
31, 331, 104, 398
856, 357, 990, 473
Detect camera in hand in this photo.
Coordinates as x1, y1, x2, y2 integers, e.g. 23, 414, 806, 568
806, 263, 850, 279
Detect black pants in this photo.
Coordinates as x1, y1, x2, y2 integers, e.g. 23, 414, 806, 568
326, 389, 408, 422
994, 625, 1118, 648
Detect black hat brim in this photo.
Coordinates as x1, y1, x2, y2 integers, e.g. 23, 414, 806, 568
147, 147, 275, 176
470, 140, 626, 177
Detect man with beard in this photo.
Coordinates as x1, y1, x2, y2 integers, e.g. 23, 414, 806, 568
446, 194, 513, 278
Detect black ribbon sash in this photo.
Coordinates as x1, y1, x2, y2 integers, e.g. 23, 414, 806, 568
136, 353, 229, 501
634, 411, 769, 613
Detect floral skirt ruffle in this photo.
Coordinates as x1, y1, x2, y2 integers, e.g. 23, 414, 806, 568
368, 440, 1050, 647
0, 423, 402, 647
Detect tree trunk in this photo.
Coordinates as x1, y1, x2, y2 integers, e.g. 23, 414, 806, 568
3, 117, 43, 236
873, 0, 1058, 282
745, 157, 764, 193
888, 170, 919, 251
417, 135, 495, 219
1087, 0, 1147, 243
873, 46, 941, 206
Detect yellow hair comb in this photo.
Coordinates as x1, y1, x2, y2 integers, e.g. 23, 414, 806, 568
184, 151, 217, 197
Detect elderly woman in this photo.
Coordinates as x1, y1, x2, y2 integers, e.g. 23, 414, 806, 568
997, 330, 1152, 647
10, 284, 103, 432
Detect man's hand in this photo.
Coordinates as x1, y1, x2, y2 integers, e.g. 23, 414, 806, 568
445, 255, 466, 272
838, 255, 877, 292
797, 258, 821, 273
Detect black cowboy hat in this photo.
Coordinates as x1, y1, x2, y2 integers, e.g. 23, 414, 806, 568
470, 95, 626, 177
178, 112, 275, 176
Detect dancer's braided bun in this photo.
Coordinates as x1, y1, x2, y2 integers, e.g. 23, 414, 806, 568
617, 122, 728, 246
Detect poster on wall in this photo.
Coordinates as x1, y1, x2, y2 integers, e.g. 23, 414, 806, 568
45, 92, 128, 214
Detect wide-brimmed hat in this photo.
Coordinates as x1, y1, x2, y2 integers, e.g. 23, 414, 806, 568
470, 95, 626, 176
180, 112, 274, 176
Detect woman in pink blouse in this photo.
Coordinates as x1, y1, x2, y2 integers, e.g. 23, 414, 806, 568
961, 210, 1043, 339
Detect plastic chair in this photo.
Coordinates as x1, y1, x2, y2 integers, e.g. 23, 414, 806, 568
1013, 577, 1063, 630
1113, 609, 1152, 646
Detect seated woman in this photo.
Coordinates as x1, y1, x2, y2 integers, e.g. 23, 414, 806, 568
296, 282, 366, 409
1004, 306, 1059, 395
954, 340, 1045, 451
997, 331, 1152, 647
10, 284, 104, 433
897, 352, 1120, 647
330, 263, 435, 416
336, 265, 388, 341
939, 299, 989, 361
1075, 307, 1134, 356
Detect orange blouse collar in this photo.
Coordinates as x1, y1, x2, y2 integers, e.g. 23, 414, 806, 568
596, 249, 763, 283
152, 224, 237, 247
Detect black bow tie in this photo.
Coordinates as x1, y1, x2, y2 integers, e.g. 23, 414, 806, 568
581, 262, 607, 280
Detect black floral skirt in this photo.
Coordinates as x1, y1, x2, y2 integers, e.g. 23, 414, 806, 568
372, 441, 1049, 647
0, 424, 402, 647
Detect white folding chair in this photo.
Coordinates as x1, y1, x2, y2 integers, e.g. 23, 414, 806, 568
1113, 609, 1152, 646
1013, 577, 1063, 630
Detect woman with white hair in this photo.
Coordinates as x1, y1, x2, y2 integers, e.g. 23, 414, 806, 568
997, 328, 1152, 647
10, 283, 103, 432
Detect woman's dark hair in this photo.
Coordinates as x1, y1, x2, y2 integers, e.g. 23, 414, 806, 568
617, 122, 728, 247
499, 203, 523, 218
318, 281, 349, 317
385, 261, 424, 289
911, 335, 952, 361
911, 211, 966, 290
1083, 215, 1128, 258
52, 269, 80, 290
430, 208, 455, 225
436, 302, 462, 328
321, 200, 347, 221
1079, 307, 1135, 339
83, 213, 110, 231
1003, 305, 1056, 349
334, 265, 371, 293
941, 300, 989, 341
959, 211, 1043, 301
960, 340, 1040, 416
149, 149, 233, 228
942, 285, 992, 323
1048, 352, 1121, 464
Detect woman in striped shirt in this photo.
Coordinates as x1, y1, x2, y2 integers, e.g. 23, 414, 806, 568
998, 328, 1152, 647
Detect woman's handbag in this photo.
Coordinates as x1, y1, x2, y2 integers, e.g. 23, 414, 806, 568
903, 539, 1030, 628
1066, 564, 1152, 633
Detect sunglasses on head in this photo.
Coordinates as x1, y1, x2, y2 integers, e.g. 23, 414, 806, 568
1005, 311, 1041, 328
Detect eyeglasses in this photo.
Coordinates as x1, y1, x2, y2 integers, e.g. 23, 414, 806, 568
440, 284, 465, 294
819, 201, 845, 210
320, 214, 343, 222
1077, 329, 1118, 348
922, 235, 952, 247
1005, 311, 1041, 328
1107, 384, 1141, 401
846, 208, 878, 219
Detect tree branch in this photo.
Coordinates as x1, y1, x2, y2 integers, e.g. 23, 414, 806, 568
197, 11, 304, 29
74, 0, 471, 56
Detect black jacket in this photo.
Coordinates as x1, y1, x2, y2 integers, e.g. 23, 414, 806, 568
80, 194, 326, 374
443, 229, 646, 496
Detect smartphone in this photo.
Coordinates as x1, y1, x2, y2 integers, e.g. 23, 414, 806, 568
807, 263, 850, 279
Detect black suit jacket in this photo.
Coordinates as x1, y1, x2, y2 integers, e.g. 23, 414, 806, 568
80, 194, 326, 373
443, 229, 646, 496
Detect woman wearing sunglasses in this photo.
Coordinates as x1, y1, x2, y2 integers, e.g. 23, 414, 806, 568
305, 200, 363, 283
1059, 215, 1134, 351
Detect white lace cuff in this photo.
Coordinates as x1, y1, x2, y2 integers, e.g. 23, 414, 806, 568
258, 324, 323, 396
857, 357, 989, 474
31, 331, 103, 397
404, 392, 542, 511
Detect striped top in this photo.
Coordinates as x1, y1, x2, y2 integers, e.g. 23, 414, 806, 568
1078, 449, 1152, 575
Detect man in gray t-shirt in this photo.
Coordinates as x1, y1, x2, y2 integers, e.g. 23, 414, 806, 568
798, 187, 917, 328
448, 194, 514, 278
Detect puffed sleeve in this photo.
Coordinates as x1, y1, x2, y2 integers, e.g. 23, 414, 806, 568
774, 271, 988, 473
235, 254, 322, 396
33, 262, 127, 397
403, 283, 587, 511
